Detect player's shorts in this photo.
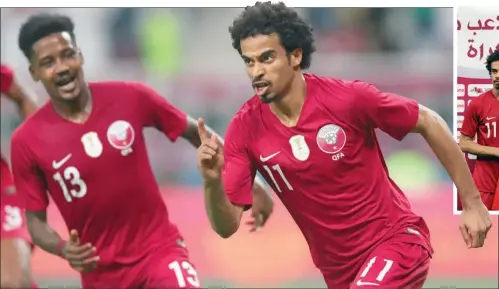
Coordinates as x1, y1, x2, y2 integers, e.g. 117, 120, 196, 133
493, 180, 499, 211
142, 252, 201, 288
479, 191, 494, 210
81, 247, 201, 289
347, 241, 430, 289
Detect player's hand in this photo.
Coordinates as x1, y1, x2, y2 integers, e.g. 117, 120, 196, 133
246, 182, 274, 232
62, 229, 100, 273
459, 201, 492, 248
197, 118, 224, 182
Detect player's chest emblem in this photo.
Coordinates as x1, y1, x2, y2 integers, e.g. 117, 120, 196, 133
289, 134, 310, 161
316, 124, 347, 154
81, 131, 103, 158
107, 120, 135, 156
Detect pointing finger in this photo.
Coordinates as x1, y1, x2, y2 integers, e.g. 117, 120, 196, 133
197, 118, 208, 141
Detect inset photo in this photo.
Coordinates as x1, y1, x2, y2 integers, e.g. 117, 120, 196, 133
455, 6, 499, 214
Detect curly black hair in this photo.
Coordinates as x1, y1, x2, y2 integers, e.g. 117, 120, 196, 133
18, 13, 76, 60
485, 49, 499, 75
229, 1, 316, 70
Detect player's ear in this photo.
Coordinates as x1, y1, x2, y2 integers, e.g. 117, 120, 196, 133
290, 48, 302, 69
28, 65, 39, 82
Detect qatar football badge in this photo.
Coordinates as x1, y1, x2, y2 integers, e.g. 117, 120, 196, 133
289, 135, 310, 161
316, 124, 346, 154
107, 120, 135, 156
81, 132, 103, 158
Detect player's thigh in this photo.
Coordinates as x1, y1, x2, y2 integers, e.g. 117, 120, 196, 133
350, 241, 430, 289
145, 255, 201, 289
480, 191, 494, 209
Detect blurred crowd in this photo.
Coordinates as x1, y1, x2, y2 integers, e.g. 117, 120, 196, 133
1, 8, 453, 191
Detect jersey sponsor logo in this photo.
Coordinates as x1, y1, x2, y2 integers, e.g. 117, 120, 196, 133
52, 153, 72, 169
260, 151, 280, 162
316, 124, 346, 155
81, 132, 103, 158
107, 120, 135, 156
486, 116, 496, 120
289, 135, 310, 161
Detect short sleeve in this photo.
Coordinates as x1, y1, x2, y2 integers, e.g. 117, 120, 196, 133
353, 80, 419, 141
460, 98, 479, 138
0, 65, 14, 94
222, 114, 256, 208
1, 193, 29, 240
134, 82, 187, 142
11, 133, 49, 211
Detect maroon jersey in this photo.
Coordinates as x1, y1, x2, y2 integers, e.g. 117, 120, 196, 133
0, 64, 14, 94
460, 90, 499, 193
223, 74, 432, 288
11, 81, 188, 287
1, 63, 31, 242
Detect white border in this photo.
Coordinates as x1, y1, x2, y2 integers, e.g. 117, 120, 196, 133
453, 7, 460, 215
453, 7, 499, 215
0, 1, 495, 8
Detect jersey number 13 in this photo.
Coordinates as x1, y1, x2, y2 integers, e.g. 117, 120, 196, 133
53, 166, 88, 202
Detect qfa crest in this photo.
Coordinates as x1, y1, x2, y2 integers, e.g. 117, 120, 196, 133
316, 124, 346, 154
107, 120, 135, 156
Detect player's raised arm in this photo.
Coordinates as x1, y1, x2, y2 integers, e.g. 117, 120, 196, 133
458, 99, 499, 157
1, 65, 37, 119
197, 115, 260, 238
135, 82, 272, 226
353, 80, 491, 248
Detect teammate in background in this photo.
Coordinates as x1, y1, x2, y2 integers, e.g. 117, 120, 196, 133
197, 2, 492, 289
11, 14, 272, 289
459, 50, 499, 211
1, 64, 38, 288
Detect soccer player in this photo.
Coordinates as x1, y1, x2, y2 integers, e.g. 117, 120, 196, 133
459, 50, 499, 211
197, 3, 493, 289
11, 14, 272, 289
1, 64, 38, 288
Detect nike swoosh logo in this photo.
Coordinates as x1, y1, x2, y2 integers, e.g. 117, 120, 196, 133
52, 154, 72, 170
260, 151, 280, 162
356, 280, 379, 286
486, 117, 496, 120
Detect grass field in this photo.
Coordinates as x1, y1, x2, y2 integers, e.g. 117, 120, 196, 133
38, 278, 499, 288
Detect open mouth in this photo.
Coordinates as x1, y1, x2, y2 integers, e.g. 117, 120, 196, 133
253, 81, 270, 96
56, 76, 78, 93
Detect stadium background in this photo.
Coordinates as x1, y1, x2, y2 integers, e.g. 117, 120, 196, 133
1, 7, 497, 288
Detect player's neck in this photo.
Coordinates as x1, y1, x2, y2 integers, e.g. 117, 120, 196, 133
52, 86, 92, 123
493, 88, 499, 98
270, 73, 306, 127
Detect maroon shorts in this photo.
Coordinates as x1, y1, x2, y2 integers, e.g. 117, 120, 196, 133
143, 253, 201, 288
346, 241, 430, 289
82, 249, 201, 289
